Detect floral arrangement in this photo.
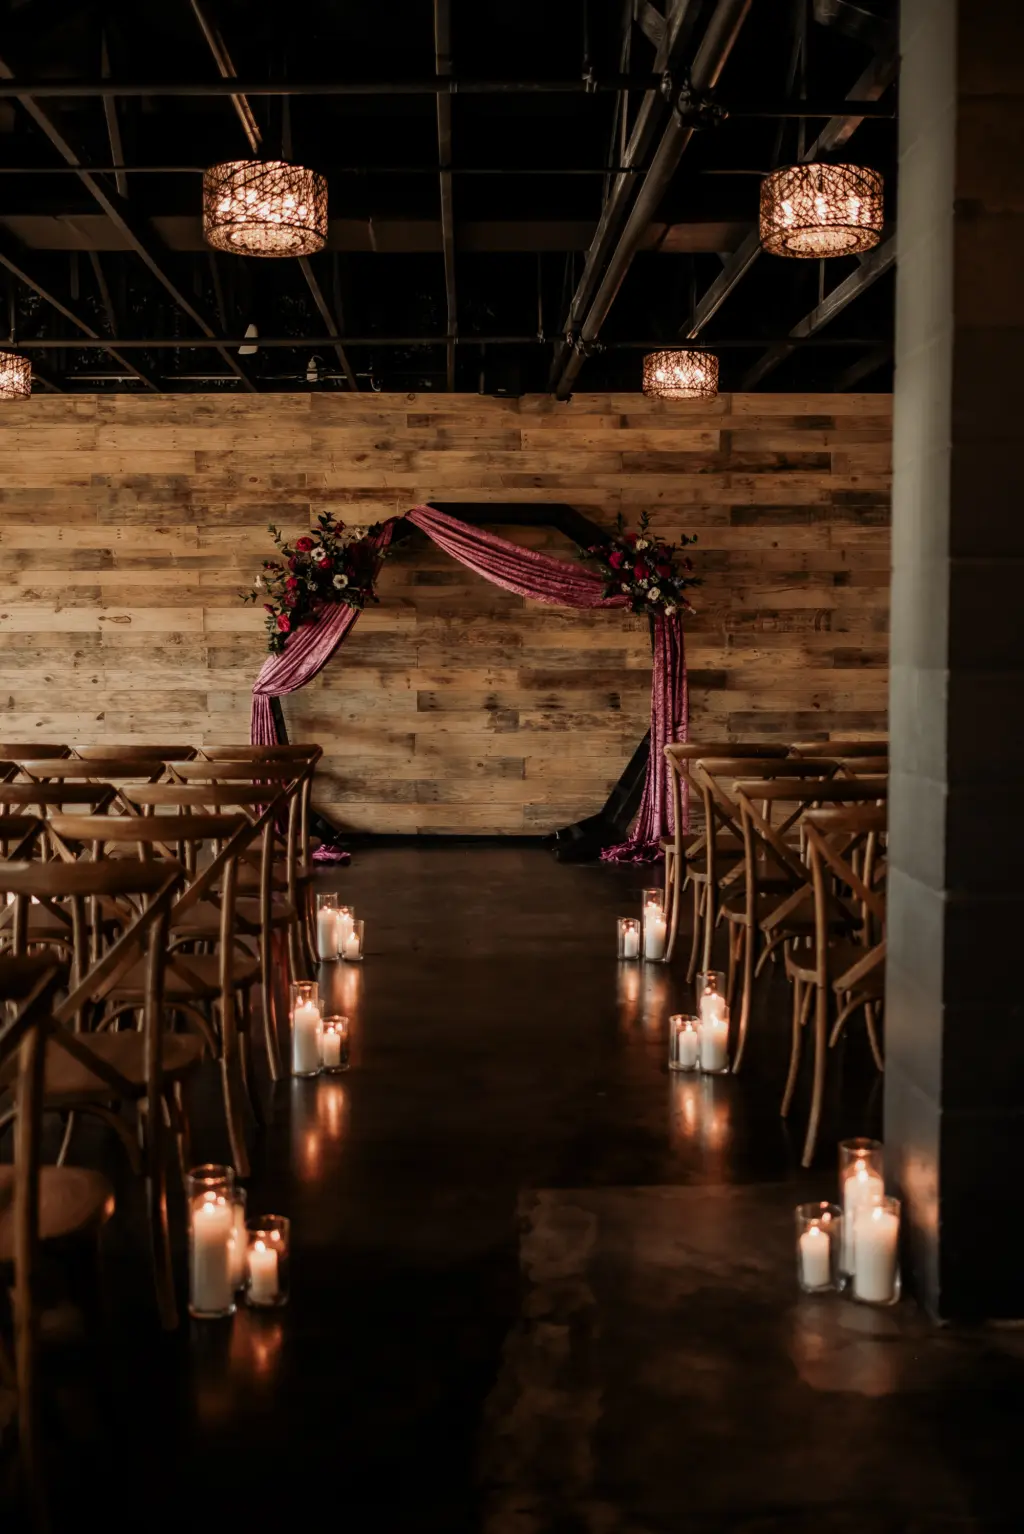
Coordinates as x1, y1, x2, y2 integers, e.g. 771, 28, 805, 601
580, 512, 699, 617
243, 512, 386, 654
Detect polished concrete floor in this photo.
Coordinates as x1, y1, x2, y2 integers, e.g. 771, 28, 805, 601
15, 849, 1024, 1531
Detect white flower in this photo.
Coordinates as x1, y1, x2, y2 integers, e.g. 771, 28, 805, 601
254, 574, 263, 589
639, 577, 649, 588
620, 582, 630, 592
346, 525, 367, 542
648, 587, 661, 603
333, 573, 349, 589
664, 603, 676, 616
309, 547, 324, 562
635, 538, 649, 550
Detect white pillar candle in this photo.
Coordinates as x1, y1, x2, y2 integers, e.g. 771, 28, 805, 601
643, 906, 666, 961
322, 1028, 342, 1068
338, 909, 354, 943
841, 1161, 884, 1270
316, 907, 338, 960
699, 989, 728, 1025
622, 927, 640, 959
343, 930, 362, 961
852, 1204, 899, 1303
676, 1026, 699, 1069
699, 1017, 729, 1072
799, 1224, 832, 1289
229, 1202, 248, 1290
191, 1197, 234, 1314
248, 1239, 280, 1305
292, 1000, 322, 1075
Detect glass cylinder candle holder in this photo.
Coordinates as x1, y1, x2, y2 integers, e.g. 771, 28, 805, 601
341, 917, 364, 962
668, 1014, 700, 1072
795, 1201, 842, 1293
246, 1215, 290, 1308
229, 1184, 248, 1292
617, 917, 641, 960
696, 970, 729, 1073
290, 980, 322, 1077
336, 905, 355, 951
642, 889, 667, 962
316, 893, 340, 960
187, 1164, 237, 1319
850, 1195, 901, 1306
838, 1137, 884, 1278
320, 1015, 350, 1073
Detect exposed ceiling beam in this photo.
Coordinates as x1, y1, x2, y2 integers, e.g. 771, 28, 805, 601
0, 230, 159, 390
298, 257, 358, 389
834, 342, 891, 390
679, 44, 900, 339
434, 0, 456, 391
0, 76, 896, 106
189, 0, 262, 153
14, 333, 885, 350
740, 235, 895, 388
554, 0, 753, 398
0, 50, 257, 391
548, 0, 702, 389
100, 34, 127, 200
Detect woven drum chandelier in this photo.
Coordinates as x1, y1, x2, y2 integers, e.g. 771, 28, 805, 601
0, 353, 31, 399
759, 163, 883, 258
203, 160, 328, 257
643, 349, 719, 400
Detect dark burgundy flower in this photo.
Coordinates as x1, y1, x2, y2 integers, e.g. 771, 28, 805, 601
623, 531, 638, 544
609, 549, 625, 570
633, 561, 646, 580
295, 536, 314, 552
263, 603, 274, 614
656, 562, 671, 578
288, 556, 298, 571
276, 615, 291, 632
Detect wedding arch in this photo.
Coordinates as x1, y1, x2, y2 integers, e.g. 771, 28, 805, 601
248, 503, 689, 862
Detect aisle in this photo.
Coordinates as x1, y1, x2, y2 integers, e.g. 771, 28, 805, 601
79, 850, 1022, 1533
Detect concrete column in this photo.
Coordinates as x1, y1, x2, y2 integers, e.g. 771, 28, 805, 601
886, 0, 1024, 1318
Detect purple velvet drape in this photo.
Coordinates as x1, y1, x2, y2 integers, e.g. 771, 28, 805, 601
251, 505, 686, 860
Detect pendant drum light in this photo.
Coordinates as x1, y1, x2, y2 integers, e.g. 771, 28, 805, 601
759, 163, 883, 258
0, 353, 31, 399
203, 160, 328, 257
643, 349, 719, 400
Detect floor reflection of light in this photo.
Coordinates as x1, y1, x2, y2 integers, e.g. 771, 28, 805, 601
229, 1309, 284, 1388
617, 964, 642, 1030
338, 964, 363, 1014
669, 1074, 733, 1159
641, 966, 671, 1034
317, 1080, 348, 1141
300, 1128, 322, 1180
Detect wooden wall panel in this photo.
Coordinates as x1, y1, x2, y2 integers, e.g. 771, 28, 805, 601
0, 392, 891, 834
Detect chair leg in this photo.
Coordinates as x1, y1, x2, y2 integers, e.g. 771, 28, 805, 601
260, 940, 282, 1083
864, 1001, 885, 1072
782, 975, 812, 1119
287, 913, 306, 986
238, 984, 265, 1127
217, 995, 250, 1179
686, 881, 703, 984
725, 922, 740, 1006
142, 1110, 177, 1331
731, 921, 757, 1075
701, 880, 716, 975
665, 862, 683, 964
300, 888, 318, 976
169, 1080, 192, 1187
801, 981, 830, 1169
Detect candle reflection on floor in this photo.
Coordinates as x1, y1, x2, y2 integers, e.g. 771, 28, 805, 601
316, 1079, 348, 1141
229, 1309, 285, 1388
616, 962, 672, 1037
669, 1074, 733, 1160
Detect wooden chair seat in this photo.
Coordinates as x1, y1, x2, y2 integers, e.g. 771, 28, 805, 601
16, 1031, 204, 1106
785, 936, 885, 989
0, 1166, 115, 1261
112, 952, 260, 1001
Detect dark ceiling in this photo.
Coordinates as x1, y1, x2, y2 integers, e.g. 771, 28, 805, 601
0, 0, 899, 393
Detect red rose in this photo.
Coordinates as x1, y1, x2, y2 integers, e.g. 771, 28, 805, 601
608, 549, 625, 570
276, 615, 291, 632
623, 531, 638, 544
285, 576, 299, 591
656, 562, 671, 577
317, 557, 331, 570
295, 536, 314, 552
634, 561, 646, 580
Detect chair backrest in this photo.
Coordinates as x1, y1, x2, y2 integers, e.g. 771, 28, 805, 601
0, 815, 44, 859
0, 744, 70, 760
832, 755, 890, 777
17, 759, 168, 784
199, 744, 322, 763
731, 778, 888, 895
804, 805, 888, 946
123, 784, 270, 815
0, 783, 116, 822
72, 745, 196, 763
171, 757, 313, 870
790, 740, 888, 758
663, 742, 789, 851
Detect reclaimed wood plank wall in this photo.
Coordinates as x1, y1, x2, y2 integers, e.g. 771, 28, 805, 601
0, 391, 891, 835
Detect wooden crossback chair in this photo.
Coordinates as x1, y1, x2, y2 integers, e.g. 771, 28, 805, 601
727, 778, 887, 1085
0, 861, 184, 1328
122, 783, 293, 1083
47, 810, 278, 1176
170, 758, 317, 974
0, 788, 116, 961
16, 758, 170, 820
0, 745, 69, 762
197, 744, 323, 887
689, 757, 841, 988
662, 742, 788, 972
0, 953, 115, 1526
782, 804, 888, 1167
